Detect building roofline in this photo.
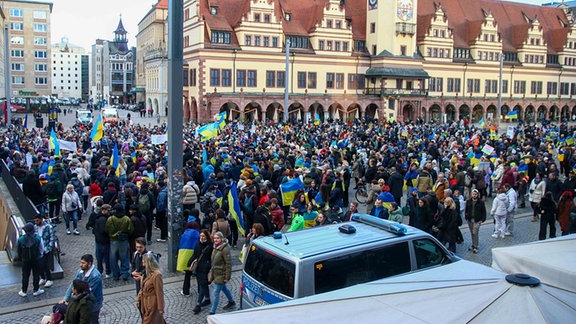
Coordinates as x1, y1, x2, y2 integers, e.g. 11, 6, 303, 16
7, 0, 54, 12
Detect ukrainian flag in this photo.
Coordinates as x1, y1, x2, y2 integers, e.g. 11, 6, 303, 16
314, 113, 320, 125
198, 123, 219, 141
228, 182, 245, 236
506, 110, 518, 119
91, 114, 104, 142
280, 177, 304, 207
216, 111, 227, 130
49, 129, 60, 157
478, 118, 485, 127
110, 143, 120, 176
176, 228, 199, 272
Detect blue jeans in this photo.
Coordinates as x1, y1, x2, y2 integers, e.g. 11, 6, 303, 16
210, 283, 234, 313
65, 209, 78, 230
109, 240, 130, 279
95, 242, 111, 275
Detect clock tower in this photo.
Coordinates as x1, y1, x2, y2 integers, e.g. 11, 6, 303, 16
366, 0, 418, 57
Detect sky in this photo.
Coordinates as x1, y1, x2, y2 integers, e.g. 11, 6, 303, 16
45, 0, 550, 52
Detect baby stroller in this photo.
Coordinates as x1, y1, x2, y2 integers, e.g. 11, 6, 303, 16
40, 303, 67, 324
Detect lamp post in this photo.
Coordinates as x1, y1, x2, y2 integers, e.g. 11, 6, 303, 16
233, 49, 237, 93
283, 39, 290, 123
5, 24, 11, 127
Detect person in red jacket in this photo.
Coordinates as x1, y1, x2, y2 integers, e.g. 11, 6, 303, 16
269, 198, 284, 231
498, 164, 515, 191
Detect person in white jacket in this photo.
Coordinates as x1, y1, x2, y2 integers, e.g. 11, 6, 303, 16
528, 173, 546, 222
491, 189, 509, 239
504, 183, 517, 236
491, 161, 504, 197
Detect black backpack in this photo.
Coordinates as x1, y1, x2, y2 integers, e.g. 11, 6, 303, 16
20, 235, 40, 262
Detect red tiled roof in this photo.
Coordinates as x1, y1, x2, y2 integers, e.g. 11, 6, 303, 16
345, 0, 367, 40
155, 0, 168, 10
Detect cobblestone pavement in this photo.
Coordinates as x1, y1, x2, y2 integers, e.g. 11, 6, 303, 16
0, 204, 544, 323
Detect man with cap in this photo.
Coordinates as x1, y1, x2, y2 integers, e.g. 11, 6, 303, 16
17, 223, 45, 297
34, 214, 55, 288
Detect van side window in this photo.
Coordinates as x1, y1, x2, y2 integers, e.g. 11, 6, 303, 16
244, 247, 295, 297
412, 238, 449, 269
314, 242, 410, 294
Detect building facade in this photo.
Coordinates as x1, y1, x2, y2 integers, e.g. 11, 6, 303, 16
90, 18, 135, 105
51, 37, 88, 100
178, 0, 576, 124
0, 5, 6, 100
136, 0, 169, 115
4, 0, 52, 97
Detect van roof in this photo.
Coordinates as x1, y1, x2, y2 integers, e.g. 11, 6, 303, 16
256, 219, 423, 260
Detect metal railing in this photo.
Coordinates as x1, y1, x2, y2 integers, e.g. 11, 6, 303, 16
0, 160, 40, 222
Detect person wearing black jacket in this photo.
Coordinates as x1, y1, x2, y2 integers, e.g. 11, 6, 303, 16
190, 229, 213, 315
128, 205, 147, 257
388, 167, 404, 206
23, 170, 45, 206
85, 203, 111, 278
465, 189, 487, 254
538, 191, 557, 240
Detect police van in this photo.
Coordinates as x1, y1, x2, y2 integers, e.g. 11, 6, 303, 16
240, 214, 458, 309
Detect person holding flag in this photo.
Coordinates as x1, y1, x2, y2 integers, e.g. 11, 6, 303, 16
91, 114, 104, 143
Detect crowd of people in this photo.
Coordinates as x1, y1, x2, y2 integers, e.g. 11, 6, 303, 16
7, 113, 576, 321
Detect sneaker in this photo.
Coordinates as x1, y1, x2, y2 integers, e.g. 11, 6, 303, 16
180, 290, 189, 296
156, 238, 167, 242
467, 246, 474, 252
44, 280, 53, 288
154, 226, 160, 231
193, 305, 201, 314
500, 234, 506, 239
33, 289, 45, 296
104, 274, 111, 279
39, 279, 47, 286
66, 229, 71, 235
504, 232, 512, 236
473, 248, 478, 254
18, 290, 27, 297
222, 301, 236, 310
73, 229, 80, 235
201, 299, 211, 307
491, 233, 498, 238
209, 312, 215, 315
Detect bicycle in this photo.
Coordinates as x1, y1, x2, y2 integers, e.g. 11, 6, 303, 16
355, 181, 369, 204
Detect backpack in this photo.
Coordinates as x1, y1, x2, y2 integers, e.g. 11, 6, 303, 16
138, 193, 151, 214
243, 195, 254, 215
20, 235, 40, 262
200, 195, 218, 214
45, 180, 61, 199
465, 173, 472, 187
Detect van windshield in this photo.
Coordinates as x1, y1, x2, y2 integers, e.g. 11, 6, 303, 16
103, 110, 117, 118
78, 111, 91, 118
244, 246, 295, 298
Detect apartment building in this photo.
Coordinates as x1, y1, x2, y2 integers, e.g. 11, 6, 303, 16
177, 0, 576, 123
91, 18, 135, 105
51, 37, 88, 100
4, 0, 52, 97
136, 0, 168, 115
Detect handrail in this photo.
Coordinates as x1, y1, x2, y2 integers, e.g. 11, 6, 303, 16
0, 159, 41, 222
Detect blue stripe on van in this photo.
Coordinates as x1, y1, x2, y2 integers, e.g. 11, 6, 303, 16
242, 275, 287, 305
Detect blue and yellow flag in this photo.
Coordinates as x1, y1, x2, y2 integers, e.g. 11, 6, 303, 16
280, 177, 305, 207
228, 182, 245, 236
49, 129, 60, 157
91, 114, 104, 142
216, 111, 227, 130
110, 143, 120, 176
198, 123, 219, 141
23, 113, 28, 128
478, 118, 485, 127
506, 110, 518, 119
314, 113, 320, 125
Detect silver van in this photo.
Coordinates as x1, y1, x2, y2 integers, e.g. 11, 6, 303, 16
240, 214, 458, 309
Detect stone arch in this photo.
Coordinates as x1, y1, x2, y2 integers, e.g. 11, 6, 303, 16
147, 98, 153, 113
288, 102, 304, 121
537, 105, 547, 121
219, 102, 240, 121
347, 103, 361, 121
561, 105, 570, 121
429, 104, 441, 122
244, 102, 262, 122
500, 105, 510, 120
549, 105, 559, 121
265, 102, 283, 122
445, 104, 456, 122
402, 104, 416, 122
183, 100, 190, 122
153, 98, 159, 115
190, 97, 198, 121
472, 105, 484, 123
459, 104, 470, 121
365, 103, 379, 120
308, 102, 325, 123
421, 107, 427, 122
525, 105, 535, 122
328, 102, 345, 120
486, 105, 497, 123
512, 105, 523, 121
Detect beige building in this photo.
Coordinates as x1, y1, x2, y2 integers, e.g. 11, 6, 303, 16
136, 0, 169, 115
177, 0, 576, 124
0, 5, 6, 100
4, 0, 52, 97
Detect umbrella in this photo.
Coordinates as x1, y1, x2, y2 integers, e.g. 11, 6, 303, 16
208, 260, 576, 323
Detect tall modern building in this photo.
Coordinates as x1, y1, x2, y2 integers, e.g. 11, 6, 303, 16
51, 37, 88, 100
91, 17, 135, 105
136, 0, 168, 115
4, 0, 53, 97
178, 0, 576, 123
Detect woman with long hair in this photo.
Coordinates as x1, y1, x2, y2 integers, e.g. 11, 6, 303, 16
136, 252, 164, 323
209, 232, 235, 315
190, 229, 213, 315
437, 197, 460, 253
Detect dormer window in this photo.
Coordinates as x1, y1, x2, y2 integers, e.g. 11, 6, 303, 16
210, 6, 218, 15
285, 13, 291, 21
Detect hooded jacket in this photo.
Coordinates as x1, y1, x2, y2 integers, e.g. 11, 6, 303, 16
491, 193, 509, 217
